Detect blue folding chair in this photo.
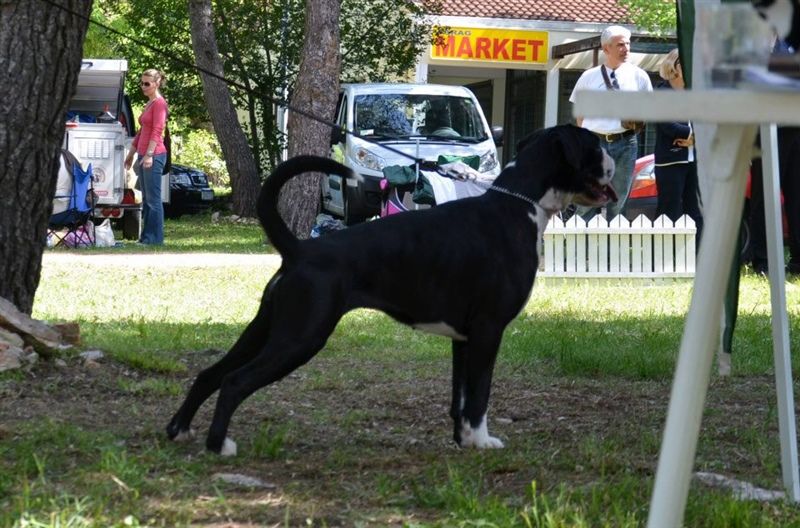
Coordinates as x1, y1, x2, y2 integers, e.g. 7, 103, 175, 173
48, 149, 95, 248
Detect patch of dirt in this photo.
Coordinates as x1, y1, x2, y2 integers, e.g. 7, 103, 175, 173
0, 352, 789, 526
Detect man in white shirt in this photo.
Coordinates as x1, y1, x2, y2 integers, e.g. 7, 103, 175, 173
570, 25, 653, 220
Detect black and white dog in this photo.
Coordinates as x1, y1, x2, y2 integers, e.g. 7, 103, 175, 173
752, 0, 800, 49
166, 124, 615, 456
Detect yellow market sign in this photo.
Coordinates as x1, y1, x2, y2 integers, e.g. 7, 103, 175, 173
431, 26, 548, 64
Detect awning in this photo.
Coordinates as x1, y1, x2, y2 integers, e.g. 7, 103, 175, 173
551, 35, 677, 72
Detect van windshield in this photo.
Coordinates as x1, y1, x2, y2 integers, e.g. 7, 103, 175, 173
354, 93, 489, 142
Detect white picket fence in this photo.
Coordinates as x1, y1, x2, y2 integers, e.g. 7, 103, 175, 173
540, 214, 697, 278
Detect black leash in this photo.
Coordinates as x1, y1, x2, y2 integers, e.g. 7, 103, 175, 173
38, 0, 430, 169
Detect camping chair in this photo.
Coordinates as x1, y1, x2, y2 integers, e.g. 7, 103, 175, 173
48, 149, 95, 248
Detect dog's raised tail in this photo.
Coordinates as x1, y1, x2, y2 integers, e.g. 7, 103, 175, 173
258, 155, 355, 259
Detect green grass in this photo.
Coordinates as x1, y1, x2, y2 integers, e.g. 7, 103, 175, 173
47, 211, 271, 254
10, 216, 800, 526
34, 255, 800, 379
0, 421, 205, 527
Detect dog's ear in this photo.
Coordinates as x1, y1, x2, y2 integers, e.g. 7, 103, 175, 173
515, 128, 548, 156
553, 125, 597, 173
517, 125, 596, 169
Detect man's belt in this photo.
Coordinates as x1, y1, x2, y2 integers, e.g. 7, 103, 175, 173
592, 129, 637, 143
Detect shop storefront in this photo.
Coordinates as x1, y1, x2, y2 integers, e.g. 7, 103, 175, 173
417, 14, 674, 163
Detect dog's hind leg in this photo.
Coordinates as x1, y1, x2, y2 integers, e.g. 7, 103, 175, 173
454, 323, 505, 449
205, 335, 336, 455
204, 297, 344, 455
166, 311, 271, 442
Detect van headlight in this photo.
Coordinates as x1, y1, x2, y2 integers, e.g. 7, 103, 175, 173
353, 147, 386, 171
479, 150, 498, 173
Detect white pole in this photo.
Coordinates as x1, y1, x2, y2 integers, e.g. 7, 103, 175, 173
760, 123, 800, 501
647, 124, 757, 528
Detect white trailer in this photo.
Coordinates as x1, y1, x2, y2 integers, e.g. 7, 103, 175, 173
63, 59, 143, 239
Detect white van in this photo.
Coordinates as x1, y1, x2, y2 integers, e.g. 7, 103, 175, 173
324, 83, 503, 224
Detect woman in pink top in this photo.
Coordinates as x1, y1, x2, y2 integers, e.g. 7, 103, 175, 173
125, 68, 169, 245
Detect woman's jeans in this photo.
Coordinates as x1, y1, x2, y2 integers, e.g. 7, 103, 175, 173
135, 153, 166, 244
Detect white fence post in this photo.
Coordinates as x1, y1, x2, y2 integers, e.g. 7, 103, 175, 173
540, 213, 697, 279
564, 215, 586, 275
587, 215, 605, 273
675, 214, 697, 273
544, 216, 559, 274
653, 215, 669, 274
611, 215, 629, 274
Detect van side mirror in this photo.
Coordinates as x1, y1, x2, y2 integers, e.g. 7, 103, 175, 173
491, 126, 504, 147
330, 126, 345, 146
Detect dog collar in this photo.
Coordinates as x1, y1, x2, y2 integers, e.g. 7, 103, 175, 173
488, 185, 537, 208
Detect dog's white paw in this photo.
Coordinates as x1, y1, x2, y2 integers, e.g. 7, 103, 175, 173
480, 436, 505, 449
459, 417, 505, 449
461, 433, 505, 449
220, 437, 238, 457
172, 429, 196, 443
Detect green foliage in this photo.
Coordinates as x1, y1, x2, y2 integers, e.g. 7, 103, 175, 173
250, 423, 289, 460
88, 0, 442, 176
83, 2, 128, 58
619, 0, 677, 35
112, 0, 206, 129
339, 0, 442, 83
413, 465, 520, 525
175, 128, 229, 186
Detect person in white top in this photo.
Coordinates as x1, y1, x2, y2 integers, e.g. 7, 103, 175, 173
569, 25, 653, 220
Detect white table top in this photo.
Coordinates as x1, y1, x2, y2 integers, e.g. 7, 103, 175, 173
573, 89, 800, 125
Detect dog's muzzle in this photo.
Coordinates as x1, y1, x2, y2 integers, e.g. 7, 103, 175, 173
579, 149, 617, 206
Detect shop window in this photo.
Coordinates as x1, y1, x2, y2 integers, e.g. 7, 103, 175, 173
557, 70, 583, 126
504, 69, 546, 163
467, 80, 493, 125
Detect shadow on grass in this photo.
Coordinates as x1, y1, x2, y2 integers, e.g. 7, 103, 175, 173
71, 308, 791, 380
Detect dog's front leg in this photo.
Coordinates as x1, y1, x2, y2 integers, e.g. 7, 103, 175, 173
456, 325, 505, 449
450, 341, 467, 445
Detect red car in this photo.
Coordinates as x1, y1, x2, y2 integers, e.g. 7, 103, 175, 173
621, 154, 657, 221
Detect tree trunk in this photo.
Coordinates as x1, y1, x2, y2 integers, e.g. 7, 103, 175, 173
187, 0, 261, 218
282, 0, 341, 239
0, 0, 92, 314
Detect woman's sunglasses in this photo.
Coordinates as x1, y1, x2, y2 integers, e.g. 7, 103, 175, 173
140, 81, 153, 87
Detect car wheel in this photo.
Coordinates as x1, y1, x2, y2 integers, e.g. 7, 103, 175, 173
122, 209, 142, 240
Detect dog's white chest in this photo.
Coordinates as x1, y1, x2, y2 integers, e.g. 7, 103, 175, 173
528, 208, 548, 256
413, 322, 468, 341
